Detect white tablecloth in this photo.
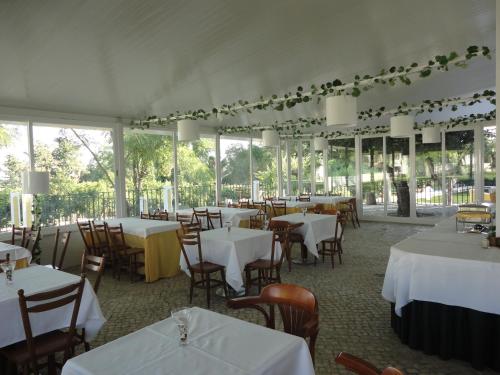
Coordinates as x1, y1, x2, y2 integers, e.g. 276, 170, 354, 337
268, 201, 316, 209
0, 242, 32, 263
62, 307, 314, 375
285, 196, 351, 205
272, 213, 337, 257
105, 217, 180, 238
0, 265, 106, 348
179, 228, 281, 291
176, 207, 259, 227
382, 217, 500, 317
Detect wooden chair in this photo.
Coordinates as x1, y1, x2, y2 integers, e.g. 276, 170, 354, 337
77, 221, 98, 256
50, 229, 71, 270
140, 211, 151, 219
252, 201, 267, 214
176, 212, 194, 225
318, 213, 345, 268
339, 198, 360, 228
193, 208, 210, 230
216, 201, 227, 207
298, 194, 311, 202
11, 225, 27, 247
152, 210, 169, 221
271, 201, 287, 216
320, 208, 338, 215
0, 276, 85, 374
249, 213, 266, 230
238, 198, 250, 208
207, 210, 223, 229
176, 229, 228, 308
335, 352, 404, 375
227, 283, 319, 364
181, 222, 202, 234
244, 231, 286, 294
24, 228, 42, 262
91, 221, 110, 257
106, 223, 145, 282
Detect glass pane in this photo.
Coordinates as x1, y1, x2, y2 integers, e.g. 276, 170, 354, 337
124, 131, 173, 216
445, 130, 474, 205
328, 138, 355, 197
33, 125, 114, 226
177, 137, 216, 208
415, 134, 443, 216
315, 148, 325, 194
483, 125, 496, 202
386, 137, 410, 217
289, 141, 298, 195
252, 139, 277, 200
361, 137, 384, 216
302, 141, 312, 194
280, 140, 287, 197
220, 137, 250, 203
0, 121, 29, 230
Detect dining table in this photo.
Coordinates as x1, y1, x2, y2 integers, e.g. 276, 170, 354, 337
105, 217, 181, 282
0, 241, 31, 269
61, 307, 315, 375
176, 206, 259, 228
382, 216, 500, 371
271, 213, 337, 258
179, 227, 281, 292
0, 265, 106, 349
267, 200, 316, 217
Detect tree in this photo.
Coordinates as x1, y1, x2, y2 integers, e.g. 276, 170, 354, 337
0, 154, 27, 191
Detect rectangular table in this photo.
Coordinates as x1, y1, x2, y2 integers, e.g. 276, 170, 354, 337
272, 213, 337, 257
382, 216, 500, 370
176, 207, 259, 228
179, 227, 281, 292
62, 307, 314, 375
0, 265, 105, 348
0, 242, 31, 269
105, 218, 181, 282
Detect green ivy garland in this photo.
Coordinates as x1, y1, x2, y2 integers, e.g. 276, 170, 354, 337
132, 45, 492, 128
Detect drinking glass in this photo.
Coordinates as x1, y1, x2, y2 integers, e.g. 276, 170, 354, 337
225, 221, 232, 233
171, 307, 191, 345
302, 208, 307, 216
1, 257, 16, 285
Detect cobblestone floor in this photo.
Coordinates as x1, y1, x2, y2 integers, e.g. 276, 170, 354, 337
84, 222, 495, 375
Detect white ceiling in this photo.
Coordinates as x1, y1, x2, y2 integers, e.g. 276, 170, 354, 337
0, 0, 495, 128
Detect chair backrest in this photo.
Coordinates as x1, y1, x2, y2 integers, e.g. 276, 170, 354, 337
155, 211, 169, 221
216, 201, 227, 207
176, 229, 204, 272
334, 352, 404, 375
193, 208, 209, 230
140, 211, 151, 219
261, 284, 318, 337
207, 210, 223, 229
298, 194, 311, 202
18, 275, 85, 372
181, 222, 202, 234
176, 212, 194, 225
81, 253, 105, 294
77, 220, 97, 255
51, 229, 72, 270
252, 201, 267, 213
11, 225, 27, 247
320, 208, 338, 215
271, 201, 286, 216
25, 227, 42, 255
336, 213, 347, 241
249, 214, 265, 230
239, 199, 250, 208
105, 223, 128, 253
92, 221, 109, 256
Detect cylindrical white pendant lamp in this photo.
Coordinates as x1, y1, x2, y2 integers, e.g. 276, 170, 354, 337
177, 119, 200, 142
390, 115, 414, 137
314, 137, 328, 150
22, 171, 49, 194
262, 130, 280, 147
422, 127, 441, 143
326, 95, 357, 126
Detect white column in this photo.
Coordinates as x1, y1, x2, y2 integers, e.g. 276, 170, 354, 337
496, 0, 500, 229
286, 140, 292, 195
173, 132, 179, 211
297, 140, 303, 193
112, 124, 127, 217
249, 138, 254, 200
215, 134, 222, 204
27, 121, 35, 170
277, 143, 283, 197
409, 134, 417, 217
354, 136, 362, 213
323, 145, 328, 193
474, 124, 484, 203
310, 139, 316, 195
441, 129, 447, 207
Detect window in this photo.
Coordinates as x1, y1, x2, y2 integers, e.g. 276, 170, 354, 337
386, 137, 410, 217
415, 133, 443, 215
220, 137, 250, 202
361, 137, 384, 216
252, 139, 277, 200
328, 138, 355, 196
483, 125, 496, 202
445, 130, 474, 205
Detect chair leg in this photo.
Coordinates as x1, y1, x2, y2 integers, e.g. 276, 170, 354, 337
205, 273, 211, 308
276, 266, 281, 283
257, 269, 262, 293
322, 242, 326, 263
245, 268, 251, 296
189, 276, 194, 304
220, 269, 228, 299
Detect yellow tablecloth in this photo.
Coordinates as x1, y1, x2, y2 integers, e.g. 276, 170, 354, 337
16, 258, 29, 269
238, 219, 250, 228
124, 230, 181, 283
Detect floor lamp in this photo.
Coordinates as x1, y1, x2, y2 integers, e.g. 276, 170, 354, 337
22, 171, 50, 229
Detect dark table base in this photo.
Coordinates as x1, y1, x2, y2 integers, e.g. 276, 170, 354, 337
391, 302, 500, 371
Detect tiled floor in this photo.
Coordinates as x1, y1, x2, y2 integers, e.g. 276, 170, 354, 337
84, 222, 496, 375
